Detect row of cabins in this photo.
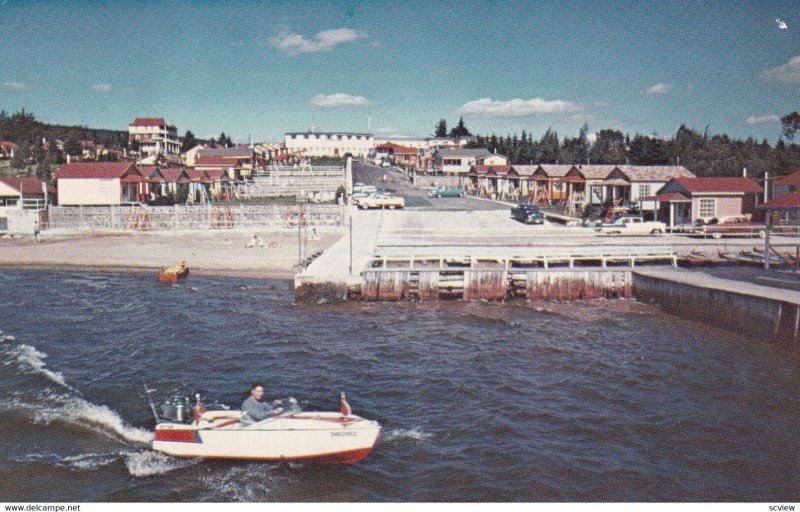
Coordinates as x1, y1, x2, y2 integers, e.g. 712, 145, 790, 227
466, 163, 771, 227
467, 163, 695, 205
53, 162, 234, 206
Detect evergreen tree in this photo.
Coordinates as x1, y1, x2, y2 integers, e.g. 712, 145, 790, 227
181, 130, 200, 152
449, 117, 471, 138
434, 119, 448, 138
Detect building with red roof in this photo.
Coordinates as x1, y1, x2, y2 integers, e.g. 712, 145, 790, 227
53, 162, 147, 205
128, 117, 180, 157
647, 177, 764, 227
0, 141, 18, 159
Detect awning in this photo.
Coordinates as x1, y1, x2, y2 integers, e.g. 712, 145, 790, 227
602, 178, 631, 187
560, 175, 585, 184
642, 192, 691, 203
121, 174, 145, 183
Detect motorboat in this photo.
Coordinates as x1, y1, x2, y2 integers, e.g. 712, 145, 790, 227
148, 390, 381, 464
159, 261, 189, 283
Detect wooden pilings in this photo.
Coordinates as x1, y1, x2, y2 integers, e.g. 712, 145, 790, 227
358, 269, 633, 301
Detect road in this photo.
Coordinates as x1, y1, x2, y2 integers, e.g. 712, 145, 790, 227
352, 161, 509, 211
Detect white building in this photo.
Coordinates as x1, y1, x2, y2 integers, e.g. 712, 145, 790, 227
53, 162, 146, 205
285, 131, 374, 157
128, 118, 180, 156
435, 148, 507, 174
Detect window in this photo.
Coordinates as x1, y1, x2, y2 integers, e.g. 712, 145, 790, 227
698, 198, 715, 218
638, 184, 651, 198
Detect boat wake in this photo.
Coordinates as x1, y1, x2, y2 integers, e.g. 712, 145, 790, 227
32, 394, 152, 445
122, 450, 199, 477
381, 427, 432, 443
17, 452, 119, 471
1, 335, 152, 446
3, 343, 75, 391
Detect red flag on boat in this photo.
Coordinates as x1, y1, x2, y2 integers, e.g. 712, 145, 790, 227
193, 394, 207, 424
340, 392, 352, 417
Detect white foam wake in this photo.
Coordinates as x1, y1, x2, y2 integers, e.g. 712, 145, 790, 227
34, 395, 153, 445
5, 343, 71, 389
381, 427, 432, 442
123, 450, 198, 477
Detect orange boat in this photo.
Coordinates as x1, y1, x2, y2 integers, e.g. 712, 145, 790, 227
159, 261, 189, 283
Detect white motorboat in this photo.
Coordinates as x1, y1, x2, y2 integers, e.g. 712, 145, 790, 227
149, 391, 381, 463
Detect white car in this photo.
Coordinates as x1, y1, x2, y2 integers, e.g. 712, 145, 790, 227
357, 194, 405, 209
595, 216, 666, 235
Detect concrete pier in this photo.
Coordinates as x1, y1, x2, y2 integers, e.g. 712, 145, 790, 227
633, 268, 800, 343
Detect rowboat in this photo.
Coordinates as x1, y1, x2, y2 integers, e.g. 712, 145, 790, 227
159, 261, 189, 282
149, 392, 381, 464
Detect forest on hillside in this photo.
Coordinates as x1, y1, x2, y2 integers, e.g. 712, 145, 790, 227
433, 117, 800, 179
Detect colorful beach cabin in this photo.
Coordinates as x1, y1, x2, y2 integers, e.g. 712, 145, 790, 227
53, 162, 147, 205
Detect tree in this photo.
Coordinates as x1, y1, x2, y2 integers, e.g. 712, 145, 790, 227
181, 130, 200, 152
434, 119, 448, 138
63, 135, 82, 158
781, 111, 800, 140
10, 144, 29, 170
449, 116, 471, 138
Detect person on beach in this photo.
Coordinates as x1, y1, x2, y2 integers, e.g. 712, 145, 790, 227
241, 383, 273, 422
33, 220, 41, 242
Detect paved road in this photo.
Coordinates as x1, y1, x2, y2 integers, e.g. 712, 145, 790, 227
352, 161, 509, 211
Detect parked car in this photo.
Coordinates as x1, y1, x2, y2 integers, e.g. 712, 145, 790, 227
357, 194, 405, 209
511, 204, 545, 225
695, 215, 766, 239
595, 215, 666, 235
429, 187, 465, 198
352, 184, 377, 199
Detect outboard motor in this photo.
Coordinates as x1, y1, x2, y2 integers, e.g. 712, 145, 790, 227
161, 395, 191, 423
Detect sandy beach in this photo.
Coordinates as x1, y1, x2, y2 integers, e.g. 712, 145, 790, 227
0, 229, 344, 279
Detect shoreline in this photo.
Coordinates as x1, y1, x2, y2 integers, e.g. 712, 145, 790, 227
0, 262, 296, 280
0, 230, 342, 282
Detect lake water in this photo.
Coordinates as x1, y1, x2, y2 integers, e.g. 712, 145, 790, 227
0, 270, 798, 502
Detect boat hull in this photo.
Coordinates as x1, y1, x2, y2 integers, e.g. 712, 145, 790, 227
152, 411, 380, 463
158, 268, 189, 283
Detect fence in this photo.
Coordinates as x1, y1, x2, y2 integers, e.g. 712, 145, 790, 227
46, 204, 346, 232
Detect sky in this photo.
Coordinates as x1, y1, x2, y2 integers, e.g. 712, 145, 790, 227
1, 0, 799, 144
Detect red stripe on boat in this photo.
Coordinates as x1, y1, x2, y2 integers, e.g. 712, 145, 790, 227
154, 429, 199, 443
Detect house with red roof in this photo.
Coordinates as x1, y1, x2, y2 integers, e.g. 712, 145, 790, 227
0, 176, 51, 217
647, 177, 764, 228
53, 162, 147, 205
375, 142, 420, 167
128, 117, 180, 156
0, 141, 18, 159
772, 170, 800, 201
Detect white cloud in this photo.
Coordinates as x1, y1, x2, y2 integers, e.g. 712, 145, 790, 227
760, 55, 800, 84
3, 81, 27, 91
457, 97, 584, 118
745, 114, 781, 125
270, 28, 364, 56
645, 83, 671, 95
310, 93, 370, 107
91, 84, 112, 93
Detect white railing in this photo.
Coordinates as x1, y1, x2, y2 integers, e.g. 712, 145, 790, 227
46, 204, 346, 231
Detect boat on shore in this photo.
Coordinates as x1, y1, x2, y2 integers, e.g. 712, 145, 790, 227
159, 261, 189, 282
149, 392, 381, 463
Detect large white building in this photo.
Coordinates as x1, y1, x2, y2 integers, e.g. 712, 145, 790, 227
284, 131, 374, 157
128, 117, 181, 156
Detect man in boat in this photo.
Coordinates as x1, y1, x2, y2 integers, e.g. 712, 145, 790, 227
241, 383, 275, 422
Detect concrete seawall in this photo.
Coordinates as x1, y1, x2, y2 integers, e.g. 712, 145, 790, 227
632, 269, 800, 344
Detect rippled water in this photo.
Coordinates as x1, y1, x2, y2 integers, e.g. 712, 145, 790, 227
0, 270, 799, 502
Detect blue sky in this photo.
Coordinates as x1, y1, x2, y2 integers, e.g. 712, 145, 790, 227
1, 0, 798, 144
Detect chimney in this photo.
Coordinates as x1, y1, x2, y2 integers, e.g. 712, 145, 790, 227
742, 167, 747, 178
